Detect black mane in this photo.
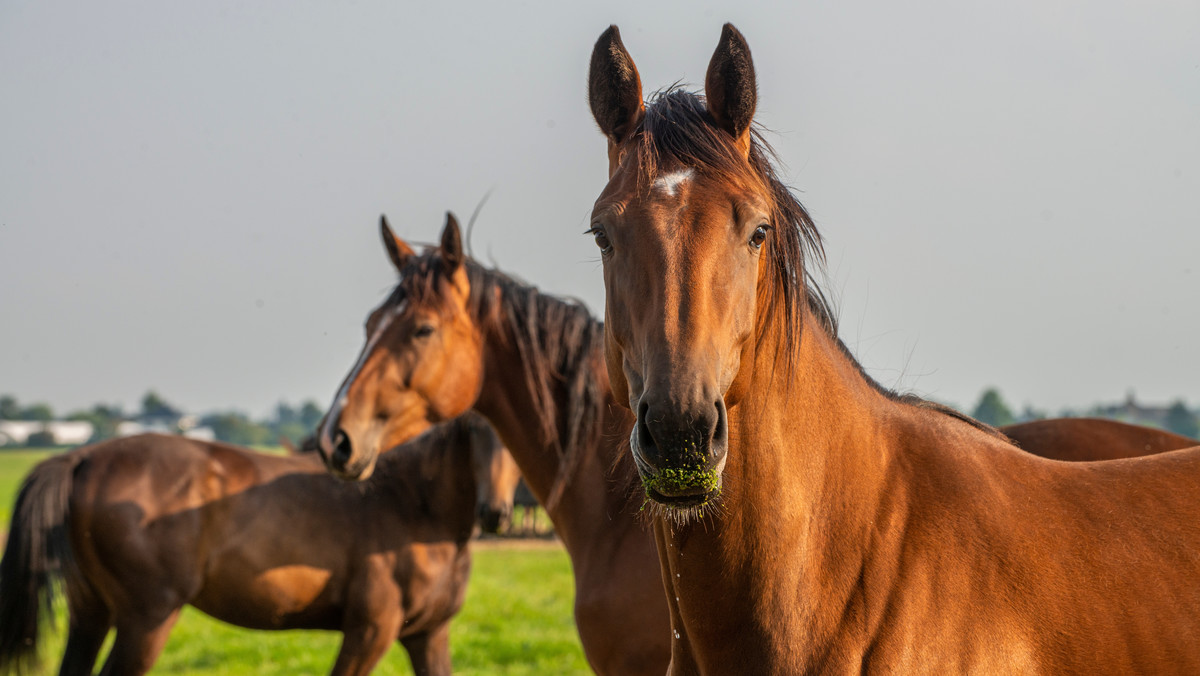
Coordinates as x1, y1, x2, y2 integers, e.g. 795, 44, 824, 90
391, 254, 609, 507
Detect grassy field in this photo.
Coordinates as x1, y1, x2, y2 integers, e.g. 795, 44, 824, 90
0, 448, 590, 675
0, 449, 56, 526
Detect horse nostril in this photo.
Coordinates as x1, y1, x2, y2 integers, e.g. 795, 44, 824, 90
637, 398, 725, 468
713, 399, 727, 446
332, 429, 353, 466
635, 401, 661, 468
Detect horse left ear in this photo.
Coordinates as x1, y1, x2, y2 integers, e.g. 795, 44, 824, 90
705, 23, 757, 151
440, 212, 464, 272
380, 215, 415, 272
588, 25, 645, 146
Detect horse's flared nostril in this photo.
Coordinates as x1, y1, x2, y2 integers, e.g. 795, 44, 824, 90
635, 400, 662, 471
332, 429, 353, 467
636, 397, 723, 469
713, 399, 727, 447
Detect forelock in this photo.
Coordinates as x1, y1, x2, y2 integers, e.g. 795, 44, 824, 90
633, 87, 767, 195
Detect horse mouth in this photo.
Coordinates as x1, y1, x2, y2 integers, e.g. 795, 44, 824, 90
634, 457, 722, 509
328, 458, 375, 482
645, 485, 716, 508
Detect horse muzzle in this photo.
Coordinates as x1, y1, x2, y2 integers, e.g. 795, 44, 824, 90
631, 397, 728, 509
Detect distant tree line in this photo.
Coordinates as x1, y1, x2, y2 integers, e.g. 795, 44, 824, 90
200, 401, 325, 447
0, 392, 325, 448
0, 396, 55, 422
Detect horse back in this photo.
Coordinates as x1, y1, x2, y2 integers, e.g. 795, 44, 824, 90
63, 435, 262, 607
1004, 418, 1197, 462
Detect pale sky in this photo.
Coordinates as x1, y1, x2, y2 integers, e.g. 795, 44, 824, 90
2, 1, 1197, 418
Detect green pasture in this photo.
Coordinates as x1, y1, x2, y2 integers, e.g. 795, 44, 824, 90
0, 448, 589, 675
0, 449, 54, 527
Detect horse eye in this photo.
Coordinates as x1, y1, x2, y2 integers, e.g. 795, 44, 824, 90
589, 227, 613, 255
749, 225, 771, 250
413, 324, 435, 339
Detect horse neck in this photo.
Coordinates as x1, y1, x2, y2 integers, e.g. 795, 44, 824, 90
660, 305, 919, 665
471, 299, 632, 551
375, 427, 479, 540
732, 308, 903, 558
741, 308, 897, 506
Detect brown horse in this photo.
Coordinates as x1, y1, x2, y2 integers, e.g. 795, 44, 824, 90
317, 214, 670, 675
1004, 417, 1197, 461
0, 414, 516, 676
588, 24, 1200, 674
311, 214, 1192, 674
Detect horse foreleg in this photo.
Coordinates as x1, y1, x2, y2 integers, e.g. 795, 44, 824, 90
328, 615, 402, 676
400, 624, 452, 676
329, 583, 402, 676
96, 609, 180, 676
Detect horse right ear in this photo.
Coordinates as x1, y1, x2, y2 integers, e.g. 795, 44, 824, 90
439, 212, 464, 272
380, 215, 415, 272
588, 25, 644, 146
705, 24, 757, 153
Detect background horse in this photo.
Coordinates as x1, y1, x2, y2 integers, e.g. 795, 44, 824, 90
588, 23, 1200, 673
1004, 417, 1196, 461
286, 427, 520, 533
316, 214, 669, 675
312, 214, 1193, 675
0, 413, 514, 676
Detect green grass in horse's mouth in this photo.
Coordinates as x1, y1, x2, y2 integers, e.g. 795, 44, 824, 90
642, 465, 720, 500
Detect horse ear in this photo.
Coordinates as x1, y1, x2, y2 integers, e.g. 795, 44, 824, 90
380, 215, 415, 272
588, 25, 645, 145
440, 212, 464, 272
705, 23, 757, 148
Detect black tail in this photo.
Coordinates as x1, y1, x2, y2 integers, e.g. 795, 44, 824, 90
0, 453, 80, 675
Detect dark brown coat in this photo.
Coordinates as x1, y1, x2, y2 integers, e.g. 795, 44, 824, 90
0, 417, 508, 676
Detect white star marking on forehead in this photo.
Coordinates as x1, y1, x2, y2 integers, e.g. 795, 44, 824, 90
653, 168, 695, 197
324, 300, 408, 428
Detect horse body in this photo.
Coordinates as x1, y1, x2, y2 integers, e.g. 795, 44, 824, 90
660, 321, 1200, 674
0, 418, 508, 676
1003, 417, 1196, 461
587, 24, 1200, 674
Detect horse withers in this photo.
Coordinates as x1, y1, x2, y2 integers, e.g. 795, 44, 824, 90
0, 413, 516, 676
